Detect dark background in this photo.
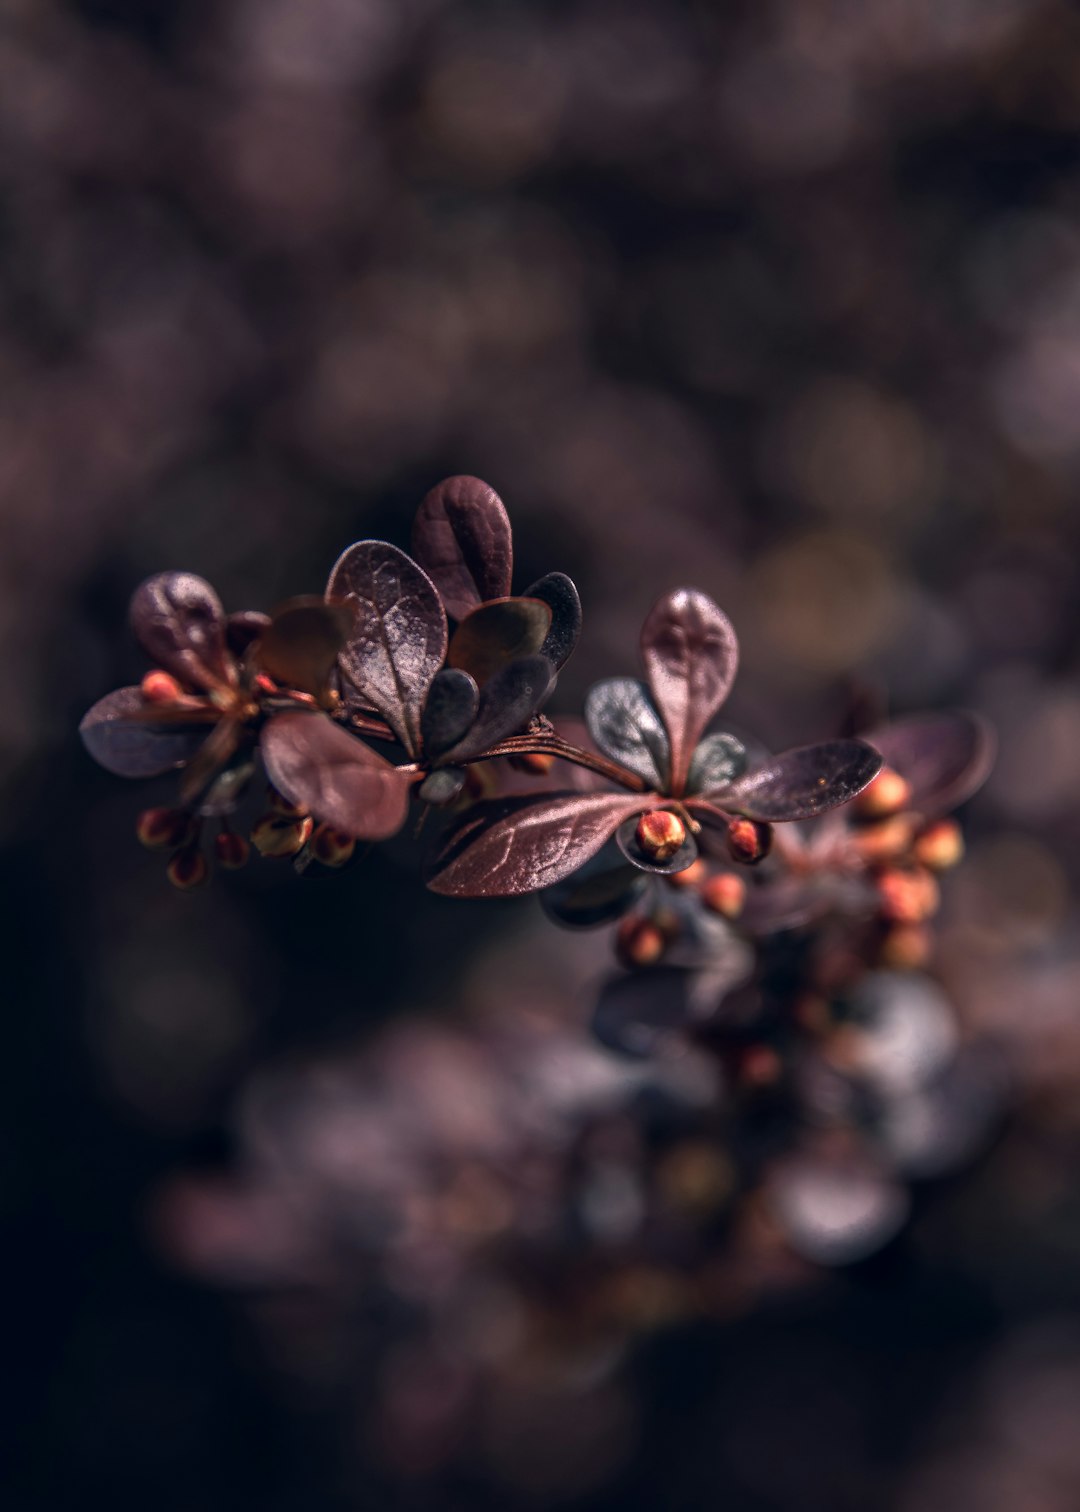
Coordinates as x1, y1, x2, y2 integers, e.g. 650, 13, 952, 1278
4, 0, 1080, 1507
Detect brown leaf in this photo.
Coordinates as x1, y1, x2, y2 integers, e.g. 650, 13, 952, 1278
260, 712, 412, 840
446, 597, 552, 686
640, 590, 739, 795
410, 474, 513, 620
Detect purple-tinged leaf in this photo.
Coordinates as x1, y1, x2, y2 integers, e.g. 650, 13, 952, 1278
640, 590, 739, 795
710, 740, 882, 822
327, 541, 447, 757
442, 655, 555, 762
260, 712, 411, 840
867, 711, 995, 816
585, 678, 670, 789
410, 475, 513, 620
425, 791, 646, 897
227, 610, 272, 657
540, 853, 647, 929
523, 572, 582, 669
615, 815, 699, 875
421, 669, 480, 759
257, 598, 357, 697
687, 731, 747, 794
446, 597, 551, 686
80, 686, 208, 777
130, 572, 235, 693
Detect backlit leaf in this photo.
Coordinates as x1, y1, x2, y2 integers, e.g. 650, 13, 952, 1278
640, 590, 739, 795
425, 791, 645, 897
257, 598, 357, 697
584, 678, 670, 788
260, 712, 411, 840
80, 686, 208, 777
327, 541, 447, 757
129, 572, 234, 693
446, 597, 551, 686
711, 740, 882, 822
410, 474, 513, 620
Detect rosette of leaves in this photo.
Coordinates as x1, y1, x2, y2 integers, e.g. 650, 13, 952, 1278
79, 571, 413, 833
426, 588, 882, 905
259, 475, 582, 824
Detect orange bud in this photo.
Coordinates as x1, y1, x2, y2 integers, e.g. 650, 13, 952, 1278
876, 866, 940, 924
140, 670, 184, 704
136, 806, 194, 851
913, 819, 964, 872
726, 817, 772, 866
166, 848, 209, 891
616, 916, 668, 969
311, 824, 356, 868
700, 872, 747, 918
509, 752, 555, 776
636, 809, 687, 862
667, 858, 707, 889
265, 786, 310, 819
850, 814, 915, 864
878, 923, 932, 970
214, 832, 250, 870
250, 813, 314, 858
853, 766, 912, 821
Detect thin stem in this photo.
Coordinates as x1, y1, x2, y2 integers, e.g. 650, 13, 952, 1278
471, 734, 650, 793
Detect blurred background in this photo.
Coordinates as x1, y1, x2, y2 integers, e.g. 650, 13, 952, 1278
4, 0, 1080, 1507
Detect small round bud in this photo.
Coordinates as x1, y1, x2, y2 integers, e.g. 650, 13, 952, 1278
509, 752, 555, 776
913, 818, 964, 872
878, 923, 932, 970
726, 817, 772, 866
876, 866, 940, 924
853, 766, 912, 821
739, 1045, 782, 1088
311, 823, 356, 868
636, 809, 687, 862
136, 806, 194, 851
850, 814, 915, 864
700, 872, 747, 919
265, 786, 309, 820
616, 916, 668, 969
166, 847, 209, 891
140, 670, 183, 704
250, 813, 314, 858
666, 857, 707, 889
214, 832, 250, 870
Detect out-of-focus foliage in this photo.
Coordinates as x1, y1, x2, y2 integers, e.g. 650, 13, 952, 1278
6, 0, 1080, 1509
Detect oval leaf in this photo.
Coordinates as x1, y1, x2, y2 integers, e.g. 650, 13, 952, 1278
425, 791, 645, 897
80, 686, 208, 777
327, 541, 447, 757
260, 712, 411, 840
540, 849, 647, 928
640, 589, 739, 795
687, 730, 747, 794
523, 572, 582, 669
443, 655, 555, 762
591, 969, 711, 1058
584, 678, 670, 789
615, 815, 699, 875
410, 475, 513, 620
868, 711, 995, 816
714, 740, 882, 822
446, 597, 551, 687
129, 571, 233, 692
421, 669, 480, 759
257, 598, 357, 697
